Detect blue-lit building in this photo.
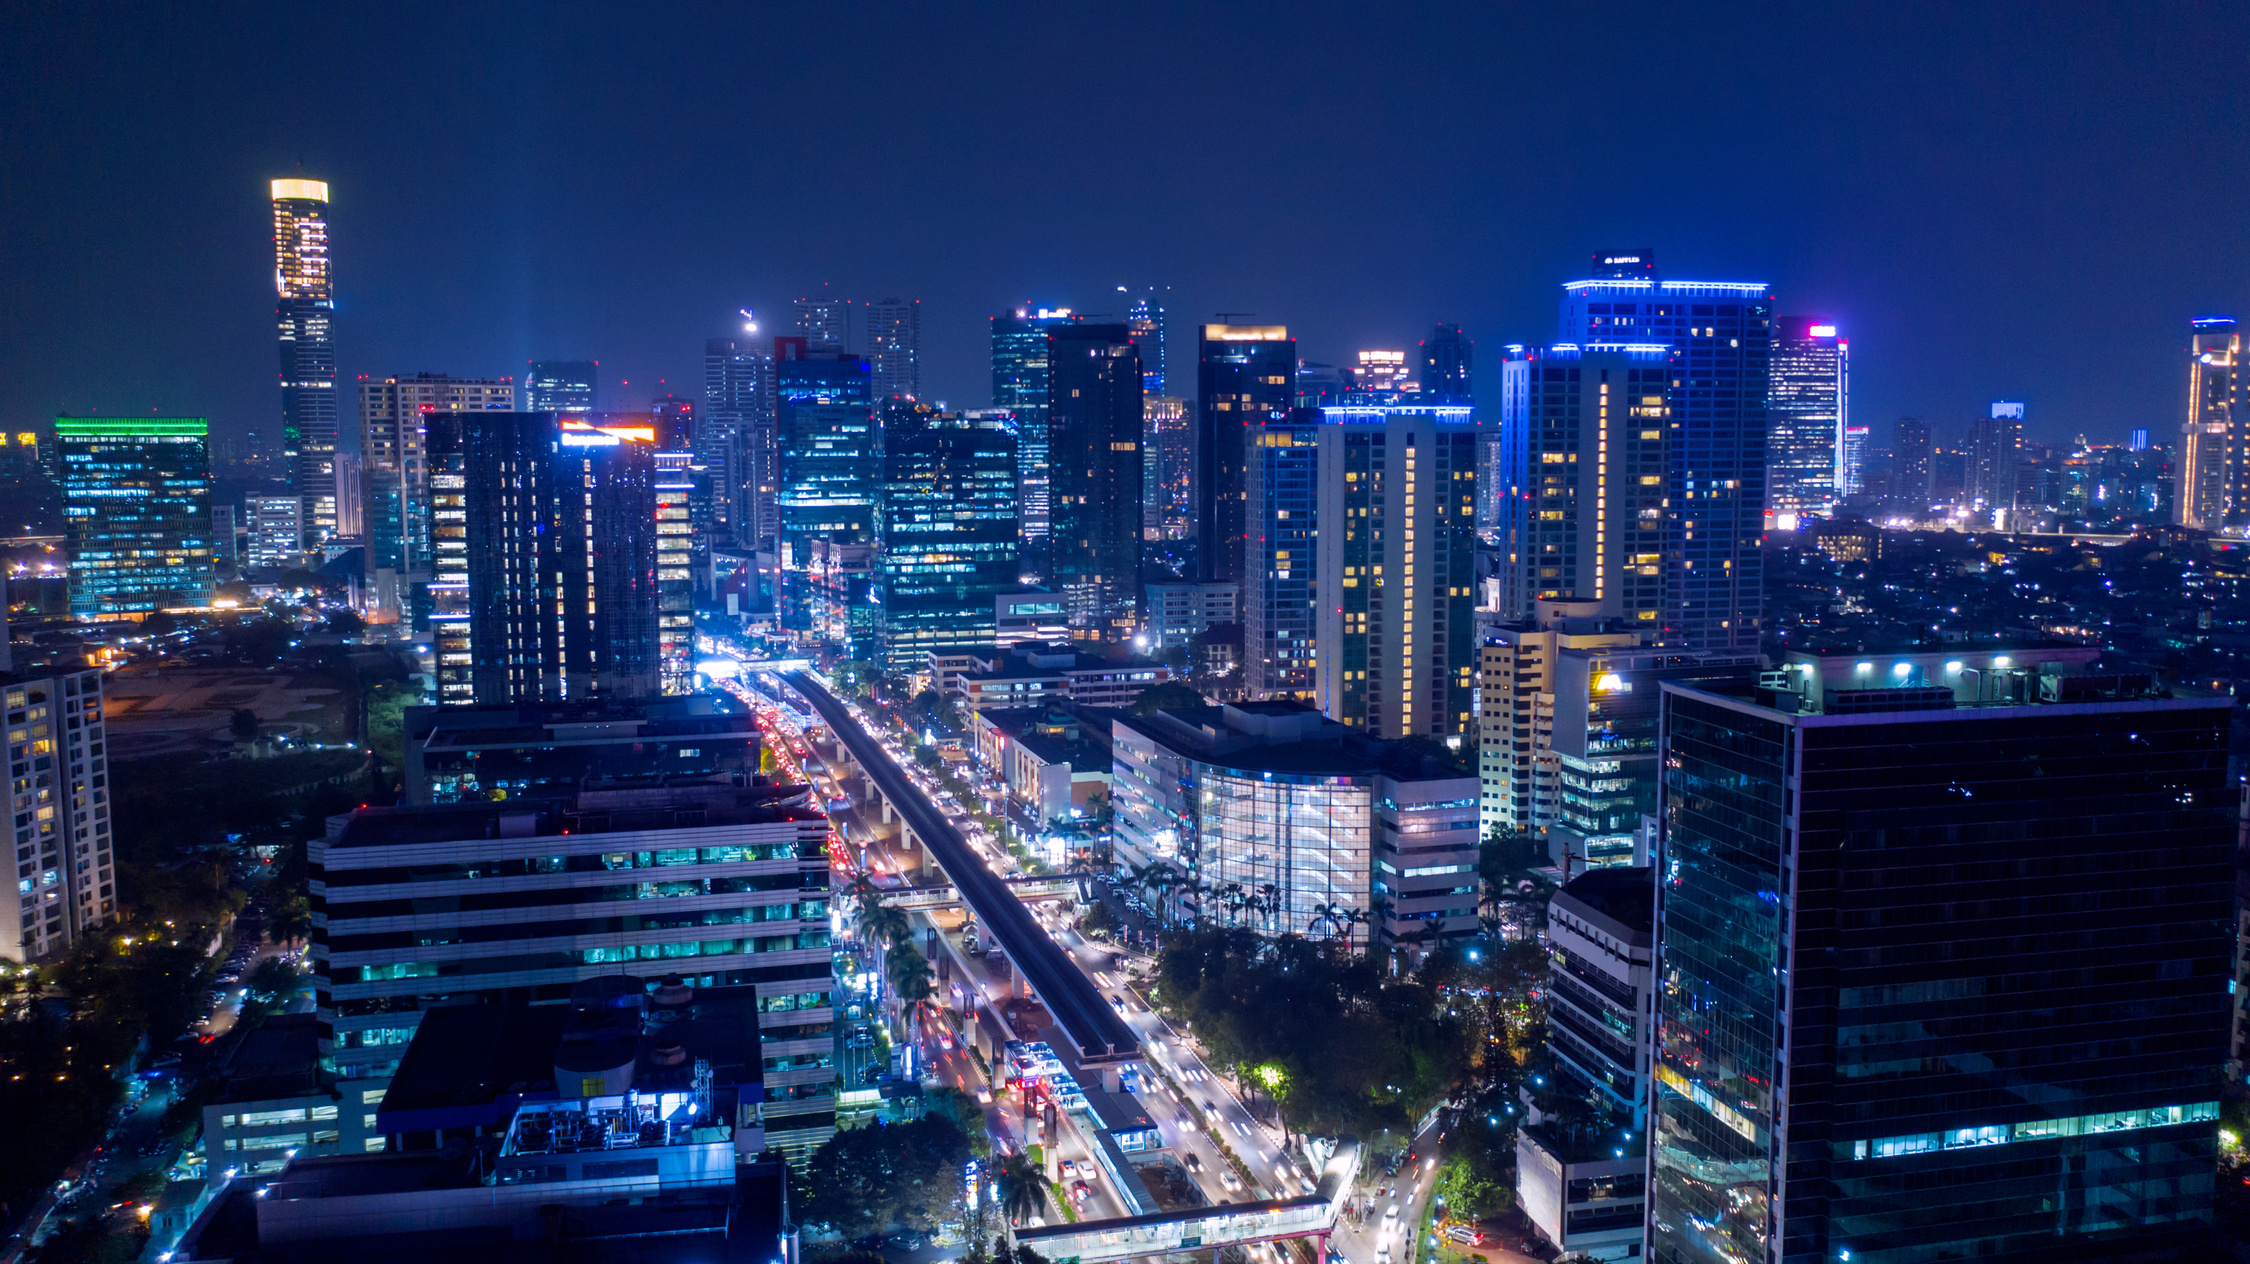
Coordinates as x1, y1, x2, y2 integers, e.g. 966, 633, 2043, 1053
1558, 250, 1771, 654
993, 308, 1078, 576
1047, 324, 1145, 637
1196, 325, 1296, 586
1242, 405, 1321, 699
57, 416, 215, 618
1650, 648, 2232, 1264
524, 360, 597, 414
776, 345, 877, 635
876, 405, 1020, 675
1766, 318, 1848, 529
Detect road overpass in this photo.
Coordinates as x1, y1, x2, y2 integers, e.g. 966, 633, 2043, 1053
782, 671, 1142, 1081
1012, 1139, 1363, 1264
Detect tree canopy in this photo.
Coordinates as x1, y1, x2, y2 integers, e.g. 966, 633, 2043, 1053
797, 1116, 973, 1239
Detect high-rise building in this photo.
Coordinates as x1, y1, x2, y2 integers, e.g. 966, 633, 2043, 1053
793, 295, 852, 353
2177, 317, 2241, 530
1348, 350, 1412, 397
1241, 405, 1321, 700
524, 361, 597, 413
246, 494, 303, 570
1312, 404, 1480, 739
705, 334, 776, 548
1494, 344, 1673, 629
1968, 399, 2025, 519
0, 662, 114, 962
776, 347, 877, 631
1295, 361, 1348, 410
1836, 421, 1868, 497
865, 298, 922, 402
1558, 251, 1772, 653
210, 504, 238, 564
456, 413, 661, 704
1419, 323, 1473, 403
1143, 396, 1190, 540
876, 406, 1019, 675
1651, 649, 2232, 1264
1196, 325, 1296, 586
272, 178, 338, 550
1476, 601, 1643, 841
993, 308, 1078, 572
331, 452, 363, 540
57, 417, 214, 618
1127, 294, 1167, 395
1046, 324, 1145, 636
1765, 318, 1848, 529
653, 420, 696, 695
1892, 415, 1933, 509
357, 374, 514, 619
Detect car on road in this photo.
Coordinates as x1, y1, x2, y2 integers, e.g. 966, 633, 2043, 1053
1443, 1224, 1485, 1247
1109, 994, 1125, 1011
1070, 1180, 1092, 1204
1203, 1099, 1223, 1124
975, 1087, 993, 1104
1177, 1113, 1198, 1131
1181, 1153, 1204, 1173
1220, 1170, 1244, 1193
938, 1031, 954, 1050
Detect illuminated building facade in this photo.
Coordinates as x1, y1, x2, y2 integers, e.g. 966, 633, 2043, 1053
524, 360, 596, 413
246, 494, 303, 570
1242, 405, 1320, 700
775, 348, 877, 581
1892, 415, 1933, 509
1196, 325, 1295, 586
1418, 323, 1473, 403
272, 178, 338, 550
993, 307, 1077, 572
0, 664, 114, 962
1312, 405, 1479, 739
1651, 653, 2232, 1264
1968, 399, 2025, 518
57, 416, 214, 618
2177, 316, 2242, 530
655, 436, 695, 695
865, 298, 922, 401
1765, 317, 1847, 528
357, 374, 514, 620
1047, 324, 1145, 636
876, 406, 1019, 674
1558, 251, 1772, 654
1143, 395, 1190, 539
703, 335, 773, 547
1348, 349, 1412, 398
1494, 344, 1672, 628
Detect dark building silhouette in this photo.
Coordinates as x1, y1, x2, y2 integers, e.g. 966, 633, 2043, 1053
877, 405, 1019, 673
1196, 323, 1295, 586
1418, 322, 1473, 402
1047, 323, 1145, 637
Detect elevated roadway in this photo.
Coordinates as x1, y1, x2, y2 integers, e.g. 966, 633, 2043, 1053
782, 671, 1142, 1078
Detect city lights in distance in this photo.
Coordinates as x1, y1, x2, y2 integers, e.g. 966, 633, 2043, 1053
1809, 324, 1837, 338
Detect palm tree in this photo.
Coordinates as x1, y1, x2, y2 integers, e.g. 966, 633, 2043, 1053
841, 871, 882, 914
993, 1150, 1049, 1225
861, 899, 911, 950
1220, 882, 1246, 927
1256, 883, 1282, 935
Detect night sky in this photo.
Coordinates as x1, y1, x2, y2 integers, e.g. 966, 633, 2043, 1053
4, 3, 2245, 454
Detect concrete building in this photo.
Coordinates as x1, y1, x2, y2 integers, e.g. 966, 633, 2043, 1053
0, 662, 114, 961
356, 374, 513, 622
1145, 581, 1238, 651
246, 493, 304, 571
970, 706, 1113, 830
399, 696, 762, 807
1477, 600, 1642, 843
943, 643, 1170, 711
996, 590, 1071, 648
202, 1014, 383, 1183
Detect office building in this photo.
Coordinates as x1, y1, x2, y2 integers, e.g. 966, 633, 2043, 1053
57, 416, 215, 618
1836, 422, 1868, 496
421, 416, 474, 700
1558, 250, 1772, 654
995, 590, 1070, 647
775, 347, 877, 624
994, 307, 1079, 570
1477, 600, 1643, 842
1969, 399, 2026, 520
1109, 699, 1478, 960
794, 295, 853, 353
0, 662, 113, 962
1766, 318, 1848, 529
876, 406, 1020, 675
1145, 581, 1237, 651
524, 360, 598, 414
1146, 396, 1192, 540
942, 643, 1170, 711
1493, 345, 1671, 629
246, 494, 303, 571
210, 504, 238, 564
1516, 866, 1653, 1262
400, 697, 762, 807
272, 178, 338, 550
198, 1014, 381, 1182
457, 413, 660, 704
1197, 325, 1296, 586
655, 437, 695, 695
1650, 648, 2232, 1263
310, 780, 839, 1156
1295, 361, 1348, 410
357, 374, 513, 619
1348, 350, 1412, 397
2177, 317, 2241, 530
331, 452, 363, 540
0, 430, 52, 486
1892, 415, 1933, 509
705, 334, 775, 547
865, 298, 921, 402
1312, 404, 1480, 740
1047, 324, 1145, 636
1241, 404, 1321, 700
1127, 294, 1167, 395
1419, 323, 1473, 403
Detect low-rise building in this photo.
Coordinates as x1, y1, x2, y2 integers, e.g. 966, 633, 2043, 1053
970, 707, 1113, 828
400, 695, 761, 806
202, 1014, 383, 1185
995, 590, 1069, 647
944, 642, 1170, 710
1144, 581, 1238, 650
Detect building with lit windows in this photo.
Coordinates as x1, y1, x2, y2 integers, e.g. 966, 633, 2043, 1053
1418, 323, 1473, 403
246, 494, 302, 571
357, 374, 513, 622
1765, 318, 1847, 528
400, 697, 761, 807
1477, 601, 1643, 842
1145, 396, 1192, 539
1127, 294, 1166, 395
0, 662, 113, 962
1650, 649, 2232, 1264
1242, 405, 1321, 699
1145, 581, 1237, 651
1968, 399, 2025, 520
1108, 699, 1476, 961
2177, 317, 2241, 530
655, 441, 695, 695
272, 178, 338, 550
877, 406, 1019, 675
1557, 251, 1771, 653
57, 416, 214, 618
704, 335, 773, 547
775, 345, 876, 572
1347, 349, 1412, 397
1047, 324, 1145, 636
524, 360, 597, 414
993, 308, 1078, 573
1197, 325, 1295, 586
865, 298, 921, 402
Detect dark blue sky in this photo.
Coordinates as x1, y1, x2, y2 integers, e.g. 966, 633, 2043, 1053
3, 2, 2245, 453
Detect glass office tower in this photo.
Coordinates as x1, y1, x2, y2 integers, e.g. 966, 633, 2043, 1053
776, 347, 877, 633
876, 406, 1020, 674
865, 298, 922, 402
271, 178, 338, 550
524, 360, 598, 414
1765, 318, 1848, 529
992, 307, 1077, 576
57, 416, 214, 618
1651, 650, 2231, 1264
1046, 324, 1144, 636
1196, 325, 1295, 586
2177, 317, 2241, 530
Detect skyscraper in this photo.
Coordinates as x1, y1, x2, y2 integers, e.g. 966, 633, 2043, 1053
357, 374, 514, 619
653, 418, 696, 696
865, 298, 922, 402
1196, 324, 1296, 586
1242, 405, 1321, 700
1312, 404, 1479, 739
877, 406, 1020, 674
1765, 317, 1848, 529
776, 346, 877, 629
993, 307, 1077, 573
705, 334, 775, 548
1047, 324, 1145, 636
1127, 294, 1167, 395
524, 361, 598, 413
794, 294, 852, 353
2177, 316, 2241, 530
1347, 350, 1412, 398
56, 417, 215, 618
1893, 415, 1933, 509
0, 662, 114, 962
271, 178, 337, 550
1143, 396, 1190, 540
1494, 345, 1672, 628
1651, 649, 2232, 1263
1558, 250, 1772, 653
1418, 323, 1473, 402
1968, 399, 2025, 518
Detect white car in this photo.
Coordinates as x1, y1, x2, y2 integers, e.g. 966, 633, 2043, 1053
1220, 1170, 1244, 1193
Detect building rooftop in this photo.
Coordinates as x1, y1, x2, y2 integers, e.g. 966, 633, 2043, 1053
1113, 701, 1473, 782
1554, 867, 1654, 944
1714, 645, 2221, 717
332, 782, 824, 849
214, 1014, 328, 1104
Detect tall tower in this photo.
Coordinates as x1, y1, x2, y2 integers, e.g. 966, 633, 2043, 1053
877, 407, 1020, 673
272, 178, 337, 551
357, 374, 514, 622
1196, 324, 1296, 586
524, 361, 597, 413
793, 295, 852, 353
865, 299, 922, 402
992, 307, 1077, 576
1046, 325, 1144, 637
1969, 401, 2025, 519
705, 330, 775, 549
2178, 317, 2241, 530
1127, 294, 1167, 395
1418, 323, 1473, 402
1892, 416, 1933, 510
1766, 318, 1848, 529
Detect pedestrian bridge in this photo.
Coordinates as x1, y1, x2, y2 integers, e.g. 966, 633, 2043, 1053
1011, 1138, 1362, 1264
880, 875, 1083, 913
